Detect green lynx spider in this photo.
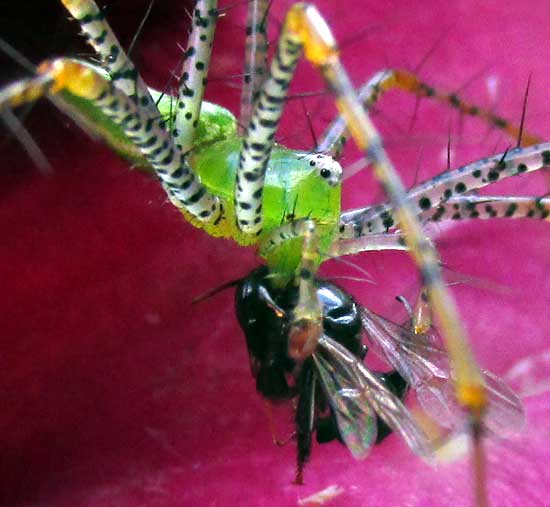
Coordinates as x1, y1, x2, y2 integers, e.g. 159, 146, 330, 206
2, 1, 550, 505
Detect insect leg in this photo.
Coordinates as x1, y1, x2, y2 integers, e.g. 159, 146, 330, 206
295, 362, 316, 485
396, 290, 525, 441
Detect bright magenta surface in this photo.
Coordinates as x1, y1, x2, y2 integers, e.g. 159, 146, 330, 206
2, 1, 550, 506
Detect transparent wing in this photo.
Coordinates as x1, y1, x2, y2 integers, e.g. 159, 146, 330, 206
482, 369, 525, 437
313, 344, 377, 459
315, 335, 434, 460
359, 307, 525, 435
360, 306, 450, 388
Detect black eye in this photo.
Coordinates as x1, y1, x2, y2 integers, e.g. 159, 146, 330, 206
320, 168, 331, 179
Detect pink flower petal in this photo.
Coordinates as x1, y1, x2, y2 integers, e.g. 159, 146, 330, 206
1, 2, 549, 507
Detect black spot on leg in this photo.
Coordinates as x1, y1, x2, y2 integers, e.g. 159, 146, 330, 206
455, 182, 467, 193
505, 203, 517, 217
448, 94, 461, 108
419, 83, 435, 96
419, 197, 432, 210
244, 172, 260, 182
107, 45, 120, 64
382, 216, 394, 230
431, 206, 445, 221
487, 170, 499, 181
517, 163, 528, 174
94, 30, 107, 45
485, 204, 496, 218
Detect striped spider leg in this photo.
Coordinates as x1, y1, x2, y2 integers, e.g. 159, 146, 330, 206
1, 2, 550, 507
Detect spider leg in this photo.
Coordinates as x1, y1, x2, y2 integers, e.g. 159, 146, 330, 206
339, 142, 550, 236
239, 0, 270, 134
252, 4, 486, 451
61, 0, 159, 119
329, 193, 550, 259
316, 68, 542, 155
420, 195, 550, 224
172, 0, 218, 154
233, 7, 304, 235
0, 59, 221, 223
1, 0, 230, 227
287, 220, 324, 361
277, 5, 488, 505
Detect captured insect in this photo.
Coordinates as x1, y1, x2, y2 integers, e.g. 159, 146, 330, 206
236, 266, 418, 485
236, 268, 525, 484
1, 0, 550, 507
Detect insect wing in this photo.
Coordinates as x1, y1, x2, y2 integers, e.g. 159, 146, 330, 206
415, 377, 462, 429
316, 335, 433, 460
362, 306, 526, 435
481, 369, 525, 437
408, 320, 525, 434
313, 343, 377, 459
359, 307, 449, 387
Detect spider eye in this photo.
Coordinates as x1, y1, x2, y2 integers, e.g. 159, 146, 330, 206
320, 168, 331, 179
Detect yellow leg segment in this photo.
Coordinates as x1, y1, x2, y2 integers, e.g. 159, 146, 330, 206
1, 60, 108, 111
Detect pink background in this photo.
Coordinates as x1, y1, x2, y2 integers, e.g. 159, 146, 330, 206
2, 1, 550, 506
